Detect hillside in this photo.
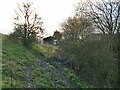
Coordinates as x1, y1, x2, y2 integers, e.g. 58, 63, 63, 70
1, 34, 93, 88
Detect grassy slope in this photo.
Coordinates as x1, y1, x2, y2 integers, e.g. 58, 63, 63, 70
2, 34, 93, 88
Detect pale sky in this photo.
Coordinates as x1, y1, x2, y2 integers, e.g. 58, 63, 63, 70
0, 0, 78, 36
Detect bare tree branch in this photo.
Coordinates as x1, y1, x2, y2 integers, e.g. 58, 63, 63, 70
13, 1, 44, 46
76, 0, 120, 34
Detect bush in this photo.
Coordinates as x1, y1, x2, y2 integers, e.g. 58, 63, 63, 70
9, 27, 38, 47
58, 34, 118, 88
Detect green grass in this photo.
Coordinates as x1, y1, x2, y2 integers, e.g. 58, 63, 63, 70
1, 34, 94, 88
46, 59, 94, 88
31, 44, 57, 57
2, 35, 37, 88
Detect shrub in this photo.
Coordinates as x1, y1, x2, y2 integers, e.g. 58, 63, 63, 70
58, 34, 118, 87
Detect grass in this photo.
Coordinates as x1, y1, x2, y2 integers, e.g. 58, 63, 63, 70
46, 59, 94, 88
2, 35, 37, 88
31, 44, 57, 57
1, 34, 94, 88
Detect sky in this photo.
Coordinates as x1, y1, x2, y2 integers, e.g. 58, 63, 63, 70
0, 0, 79, 36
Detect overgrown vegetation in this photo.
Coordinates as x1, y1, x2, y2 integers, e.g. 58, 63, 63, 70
2, 34, 93, 88
59, 34, 118, 87
1, 0, 119, 88
57, 0, 119, 88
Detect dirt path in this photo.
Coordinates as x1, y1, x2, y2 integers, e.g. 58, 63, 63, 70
23, 58, 71, 88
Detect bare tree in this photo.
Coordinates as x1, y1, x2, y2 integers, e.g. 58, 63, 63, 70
76, 0, 120, 34
13, 1, 44, 46
76, 0, 120, 87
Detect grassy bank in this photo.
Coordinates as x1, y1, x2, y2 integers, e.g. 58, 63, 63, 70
1, 34, 93, 88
